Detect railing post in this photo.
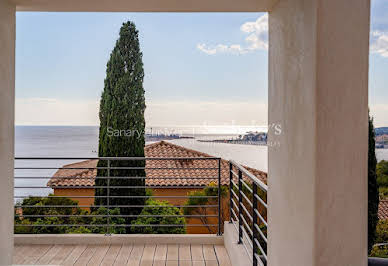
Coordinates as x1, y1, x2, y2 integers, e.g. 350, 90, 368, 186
217, 158, 222, 236
238, 169, 243, 244
252, 183, 258, 266
229, 162, 233, 224
106, 159, 111, 235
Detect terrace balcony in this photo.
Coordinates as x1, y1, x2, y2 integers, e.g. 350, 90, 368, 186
0, 0, 371, 265
13, 156, 267, 266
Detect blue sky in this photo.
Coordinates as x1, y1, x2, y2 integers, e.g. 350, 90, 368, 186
15, 1, 388, 126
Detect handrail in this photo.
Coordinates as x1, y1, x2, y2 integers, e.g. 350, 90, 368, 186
229, 160, 268, 192
229, 160, 268, 266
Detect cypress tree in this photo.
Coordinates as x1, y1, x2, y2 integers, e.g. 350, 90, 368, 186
368, 113, 379, 253
95, 21, 146, 230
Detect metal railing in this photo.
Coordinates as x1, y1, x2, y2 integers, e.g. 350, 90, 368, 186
229, 160, 268, 266
14, 157, 222, 235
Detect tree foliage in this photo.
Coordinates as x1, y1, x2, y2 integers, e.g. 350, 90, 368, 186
369, 114, 379, 253
14, 195, 125, 234
377, 160, 388, 187
131, 199, 186, 234
95, 21, 146, 227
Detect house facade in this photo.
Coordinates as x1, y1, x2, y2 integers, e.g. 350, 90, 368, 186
47, 141, 267, 234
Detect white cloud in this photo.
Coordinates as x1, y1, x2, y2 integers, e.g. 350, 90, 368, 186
197, 14, 268, 55
370, 31, 388, 57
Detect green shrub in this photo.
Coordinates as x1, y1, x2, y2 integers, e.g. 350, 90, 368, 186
379, 187, 388, 198
370, 245, 388, 258
376, 220, 388, 243
14, 195, 125, 234
131, 199, 186, 234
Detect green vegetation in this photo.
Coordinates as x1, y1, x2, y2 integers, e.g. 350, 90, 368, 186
375, 220, 388, 243
183, 182, 227, 216
370, 220, 388, 258
131, 198, 186, 234
369, 114, 380, 253
370, 245, 388, 258
14, 195, 125, 234
183, 182, 228, 234
95, 20, 146, 229
376, 160, 388, 191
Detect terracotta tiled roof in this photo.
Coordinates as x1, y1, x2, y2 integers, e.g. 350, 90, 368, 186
379, 200, 388, 220
47, 141, 267, 188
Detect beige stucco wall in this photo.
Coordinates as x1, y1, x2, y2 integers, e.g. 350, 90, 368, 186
0, 1, 15, 265
268, 0, 369, 265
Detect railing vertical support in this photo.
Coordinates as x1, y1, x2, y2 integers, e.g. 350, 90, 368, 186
229, 162, 233, 224
106, 159, 111, 236
238, 169, 243, 244
217, 158, 222, 236
252, 183, 258, 266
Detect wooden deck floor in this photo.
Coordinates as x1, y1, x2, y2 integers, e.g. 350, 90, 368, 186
13, 243, 232, 266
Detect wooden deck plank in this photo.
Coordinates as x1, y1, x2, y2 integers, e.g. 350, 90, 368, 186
23, 244, 53, 265
192, 261, 206, 266
179, 261, 192, 266
214, 245, 231, 266
62, 244, 87, 266
202, 245, 217, 261
140, 244, 156, 266
153, 261, 166, 266
74, 245, 98, 266
87, 244, 110, 266
165, 261, 178, 266
37, 244, 64, 265
101, 244, 122, 266
113, 244, 133, 266
205, 261, 219, 266
127, 244, 144, 266
13, 245, 30, 265
154, 244, 167, 261
166, 244, 178, 261
179, 244, 191, 261
190, 245, 204, 261
49, 244, 75, 265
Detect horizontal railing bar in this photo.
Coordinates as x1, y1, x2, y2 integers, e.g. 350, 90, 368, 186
254, 238, 267, 260
241, 203, 253, 222
15, 157, 221, 160
241, 214, 253, 236
241, 179, 253, 194
15, 204, 218, 208
231, 208, 238, 222
254, 223, 268, 243
240, 190, 253, 208
15, 185, 217, 189
240, 224, 253, 248
230, 189, 239, 201
254, 209, 268, 227
231, 170, 239, 178
230, 197, 239, 211
15, 167, 218, 170
14, 195, 217, 199
254, 252, 266, 266
14, 224, 218, 227
14, 176, 217, 180
229, 160, 268, 192
254, 194, 268, 209
15, 214, 218, 218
